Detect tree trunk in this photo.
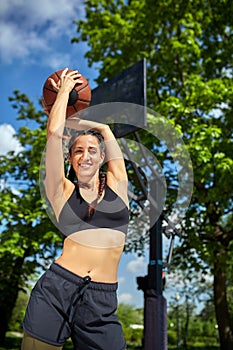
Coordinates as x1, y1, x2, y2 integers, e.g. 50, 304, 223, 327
183, 295, 190, 349
213, 250, 233, 350
0, 286, 19, 346
0, 257, 23, 346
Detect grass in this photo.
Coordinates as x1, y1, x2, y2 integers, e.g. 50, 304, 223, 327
0, 333, 141, 350
0, 333, 220, 350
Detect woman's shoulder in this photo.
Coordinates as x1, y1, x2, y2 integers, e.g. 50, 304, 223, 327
47, 179, 76, 219
106, 174, 129, 209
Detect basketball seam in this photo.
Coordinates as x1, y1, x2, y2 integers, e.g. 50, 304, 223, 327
43, 87, 57, 93
72, 101, 89, 112
75, 82, 89, 92
55, 72, 60, 80
77, 99, 91, 102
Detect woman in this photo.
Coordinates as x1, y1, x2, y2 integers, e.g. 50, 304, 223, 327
21, 69, 129, 350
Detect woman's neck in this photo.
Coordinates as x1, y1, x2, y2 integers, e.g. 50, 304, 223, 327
77, 174, 99, 192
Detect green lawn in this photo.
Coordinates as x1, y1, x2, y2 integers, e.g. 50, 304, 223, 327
0, 333, 220, 350
0, 333, 141, 350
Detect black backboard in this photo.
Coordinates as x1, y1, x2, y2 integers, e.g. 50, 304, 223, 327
89, 59, 147, 137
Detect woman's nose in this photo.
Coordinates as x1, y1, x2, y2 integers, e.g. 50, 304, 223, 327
81, 150, 90, 160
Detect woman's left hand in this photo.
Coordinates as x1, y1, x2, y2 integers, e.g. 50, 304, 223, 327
49, 68, 83, 93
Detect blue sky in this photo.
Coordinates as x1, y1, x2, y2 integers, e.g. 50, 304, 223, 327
0, 0, 190, 309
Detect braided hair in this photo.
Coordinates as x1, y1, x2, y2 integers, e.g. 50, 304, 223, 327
87, 169, 106, 217
66, 130, 106, 217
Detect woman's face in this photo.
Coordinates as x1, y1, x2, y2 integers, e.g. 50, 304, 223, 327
69, 134, 105, 180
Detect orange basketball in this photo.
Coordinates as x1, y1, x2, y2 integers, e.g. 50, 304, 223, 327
42, 69, 91, 118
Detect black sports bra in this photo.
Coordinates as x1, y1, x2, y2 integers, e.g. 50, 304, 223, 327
58, 184, 129, 238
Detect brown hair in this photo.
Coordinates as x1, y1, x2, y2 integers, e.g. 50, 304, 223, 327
67, 130, 106, 217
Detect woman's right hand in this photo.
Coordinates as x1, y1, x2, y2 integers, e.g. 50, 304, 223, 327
49, 68, 83, 93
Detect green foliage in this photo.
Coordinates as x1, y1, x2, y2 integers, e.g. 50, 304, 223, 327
168, 299, 219, 347
117, 303, 143, 327
0, 91, 62, 257
117, 304, 143, 346
72, 0, 233, 348
8, 292, 29, 332
0, 91, 62, 344
167, 329, 177, 346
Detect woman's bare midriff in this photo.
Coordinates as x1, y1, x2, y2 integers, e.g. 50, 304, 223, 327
55, 231, 125, 283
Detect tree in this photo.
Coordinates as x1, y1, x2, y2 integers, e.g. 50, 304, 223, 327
168, 298, 219, 347
8, 291, 29, 333
166, 268, 216, 347
117, 304, 143, 347
72, 0, 233, 349
0, 91, 62, 345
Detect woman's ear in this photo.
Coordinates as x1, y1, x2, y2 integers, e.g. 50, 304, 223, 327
100, 152, 105, 165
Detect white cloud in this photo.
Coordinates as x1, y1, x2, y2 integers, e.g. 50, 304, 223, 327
127, 256, 147, 274
118, 293, 134, 305
0, 22, 47, 64
0, 0, 84, 66
0, 124, 23, 155
118, 276, 126, 284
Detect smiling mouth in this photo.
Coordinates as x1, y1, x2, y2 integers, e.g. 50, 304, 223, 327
79, 163, 92, 168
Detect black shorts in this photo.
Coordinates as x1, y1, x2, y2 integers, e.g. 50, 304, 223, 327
22, 263, 126, 350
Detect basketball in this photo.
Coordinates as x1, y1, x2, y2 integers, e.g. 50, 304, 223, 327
42, 69, 91, 118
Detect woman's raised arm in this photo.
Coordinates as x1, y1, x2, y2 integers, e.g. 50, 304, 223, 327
45, 69, 83, 200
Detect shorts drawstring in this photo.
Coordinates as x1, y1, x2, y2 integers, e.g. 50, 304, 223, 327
68, 275, 91, 323
57, 275, 91, 342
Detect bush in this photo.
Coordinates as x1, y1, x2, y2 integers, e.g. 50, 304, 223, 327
123, 326, 143, 347
167, 329, 177, 345
8, 292, 29, 332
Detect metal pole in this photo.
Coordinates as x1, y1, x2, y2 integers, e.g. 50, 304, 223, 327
143, 179, 167, 350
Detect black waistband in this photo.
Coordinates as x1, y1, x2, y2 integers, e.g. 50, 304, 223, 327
50, 263, 118, 291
